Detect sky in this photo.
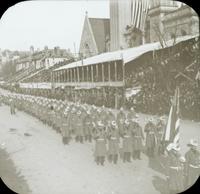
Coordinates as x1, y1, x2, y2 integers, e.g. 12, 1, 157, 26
0, 0, 109, 53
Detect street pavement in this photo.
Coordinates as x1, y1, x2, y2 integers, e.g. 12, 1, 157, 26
0, 104, 199, 194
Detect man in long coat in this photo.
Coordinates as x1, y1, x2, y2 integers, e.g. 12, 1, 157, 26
127, 107, 136, 120
155, 117, 165, 155
10, 98, 16, 115
117, 107, 126, 136
132, 119, 144, 160
75, 110, 84, 143
144, 118, 157, 157
61, 107, 71, 145
122, 119, 132, 162
83, 110, 93, 142
107, 121, 119, 164
166, 144, 185, 194
184, 139, 200, 189
94, 121, 107, 166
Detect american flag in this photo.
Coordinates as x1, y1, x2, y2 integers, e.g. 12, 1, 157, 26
163, 87, 180, 150
130, 0, 150, 32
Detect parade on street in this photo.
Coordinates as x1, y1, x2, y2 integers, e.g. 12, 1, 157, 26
0, 0, 199, 194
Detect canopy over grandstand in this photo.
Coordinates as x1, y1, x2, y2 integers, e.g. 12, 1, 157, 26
54, 35, 197, 71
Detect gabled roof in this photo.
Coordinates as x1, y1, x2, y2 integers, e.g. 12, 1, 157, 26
88, 18, 110, 53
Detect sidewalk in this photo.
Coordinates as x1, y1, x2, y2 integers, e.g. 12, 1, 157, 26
0, 147, 31, 194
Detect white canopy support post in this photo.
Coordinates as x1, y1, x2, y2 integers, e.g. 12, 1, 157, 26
114, 61, 117, 81
96, 64, 99, 82
108, 62, 111, 82
70, 69, 73, 83
82, 66, 84, 82
91, 65, 94, 82
77, 67, 80, 83
87, 66, 89, 82
121, 53, 125, 85
102, 63, 105, 82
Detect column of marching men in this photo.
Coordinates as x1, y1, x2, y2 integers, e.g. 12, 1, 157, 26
0, 92, 199, 193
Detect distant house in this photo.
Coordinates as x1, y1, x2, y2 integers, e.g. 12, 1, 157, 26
79, 12, 110, 59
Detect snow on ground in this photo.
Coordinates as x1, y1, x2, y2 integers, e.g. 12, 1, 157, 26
0, 104, 200, 194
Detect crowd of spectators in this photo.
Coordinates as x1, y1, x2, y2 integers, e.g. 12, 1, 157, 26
1, 37, 199, 121
124, 37, 200, 121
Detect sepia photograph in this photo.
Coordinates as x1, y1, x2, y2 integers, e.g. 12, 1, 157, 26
0, 0, 199, 194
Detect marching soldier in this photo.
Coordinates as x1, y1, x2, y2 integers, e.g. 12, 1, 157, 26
132, 118, 144, 160
9, 98, 16, 115
184, 139, 200, 189
69, 106, 77, 135
94, 121, 107, 166
48, 105, 56, 128
75, 110, 84, 143
166, 144, 185, 194
61, 107, 71, 145
122, 119, 132, 162
156, 117, 165, 155
144, 118, 157, 157
127, 107, 136, 120
83, 110, 93, 142
106, 109, 116, 125
107, 121, 119, 164
116, 107, 126, 136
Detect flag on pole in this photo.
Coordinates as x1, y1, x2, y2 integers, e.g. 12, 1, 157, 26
131, 0, 150, 32
163, 87, 181, 151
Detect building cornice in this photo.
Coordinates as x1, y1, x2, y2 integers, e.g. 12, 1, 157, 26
148, 6, 179, 17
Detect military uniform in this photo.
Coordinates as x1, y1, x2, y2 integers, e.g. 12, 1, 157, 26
156, 119, 165, 155
10, 99, 16, 115
107, 121, 119, 164
166, 148, 185, 194
185, 140, 200, 189
75, 111, 84, 143
132, 120, 144, 159
94, 122, 107, 165
127, 107, 136, 120
83, 111, 93, 142
145, 120, 157, 157
122, 120, 132, 162
117, 109, 126, 136
61, 108, 71, 145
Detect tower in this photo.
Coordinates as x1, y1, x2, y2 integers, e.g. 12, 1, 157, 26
148, 0, 179, 43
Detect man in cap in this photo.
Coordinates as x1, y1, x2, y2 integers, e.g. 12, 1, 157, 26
107, 120, 119, 164
184, 139, 200, 189
9, 98, 16, 115
94, 121, 107, 166
132, 118, 144, 160
127, 107, 136, 120
83, 110, 93, 142
75, 110, 84, 143
166, 143, 185, 194
106, 109, 116, 126
69, 106, 77, 135
117, 107, 126, 136
156, 117, 166, 155
122, 119, 132, 162
61, 107, 71, 145
144, 117, 157, 157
